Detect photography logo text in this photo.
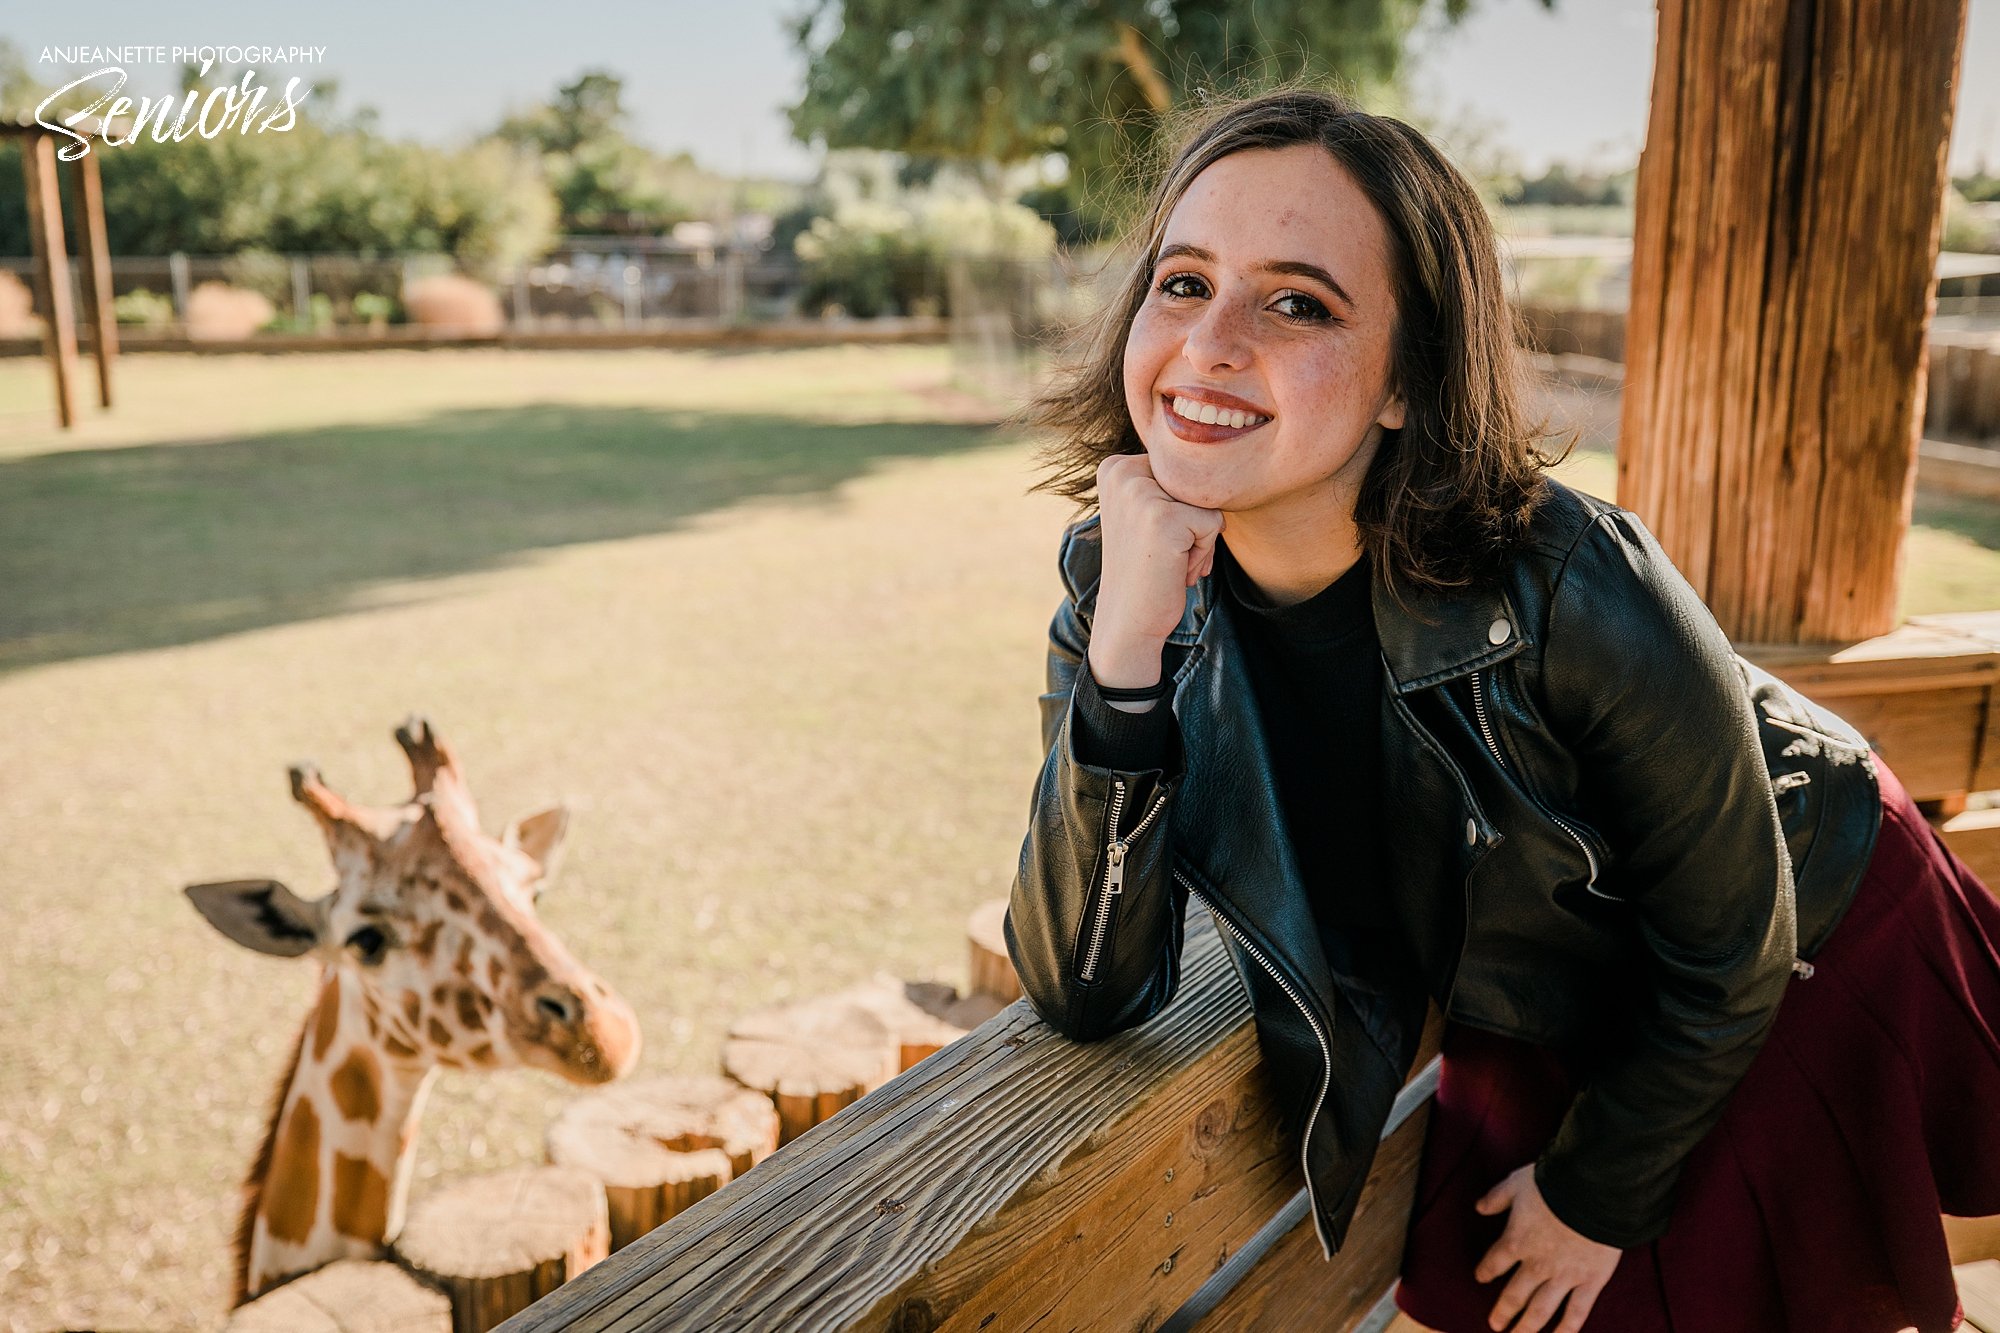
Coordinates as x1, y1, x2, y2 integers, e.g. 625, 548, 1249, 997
33, 46, 326, 160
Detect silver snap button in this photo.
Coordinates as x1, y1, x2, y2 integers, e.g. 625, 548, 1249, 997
1464, 818, 1478, 846
1488, 617, 1512, 645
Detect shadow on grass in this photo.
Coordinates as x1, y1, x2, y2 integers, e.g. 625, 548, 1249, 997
1913, 489, 2000, 554
0, 403, 999, 673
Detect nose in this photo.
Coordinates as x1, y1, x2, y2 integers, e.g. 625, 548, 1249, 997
1182, 293, 1253, 374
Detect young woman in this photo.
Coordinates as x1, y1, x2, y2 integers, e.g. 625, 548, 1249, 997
1004, 87, 2000, 1333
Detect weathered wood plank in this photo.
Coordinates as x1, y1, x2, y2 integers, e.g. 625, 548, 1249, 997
1193, 1103, 1429, 1332
1959, 1259, 2000, 1333
1947, 1214, 2000, 1266
1940, 808, 2000, 893
500, 913, 1273, 1330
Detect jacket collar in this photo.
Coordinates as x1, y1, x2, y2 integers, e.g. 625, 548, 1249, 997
1175, 551, 1529, 695
1366, 566, 1528, 694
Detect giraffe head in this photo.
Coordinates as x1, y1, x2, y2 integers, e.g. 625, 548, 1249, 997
188, 717, 643, 1302
187, 715, 642, 1086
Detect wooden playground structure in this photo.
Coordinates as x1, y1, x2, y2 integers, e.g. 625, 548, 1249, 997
4, 111, 118, 430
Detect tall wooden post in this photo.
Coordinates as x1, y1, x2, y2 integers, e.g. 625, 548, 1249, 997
21, 131, 79, 430
71, 150, 117, 409
1618, 0, 1970, 644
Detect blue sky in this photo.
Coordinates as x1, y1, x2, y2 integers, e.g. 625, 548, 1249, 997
9, 0, 1996, 180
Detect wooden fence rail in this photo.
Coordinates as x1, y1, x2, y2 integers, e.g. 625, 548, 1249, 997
498, 910, 1442, 1333
1514, 306, 2000, 445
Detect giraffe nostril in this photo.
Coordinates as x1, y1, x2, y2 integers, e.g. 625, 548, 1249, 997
534, 989, 580, 1027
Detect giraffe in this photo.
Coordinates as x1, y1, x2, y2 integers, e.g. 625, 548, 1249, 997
185, 716, 642, 1305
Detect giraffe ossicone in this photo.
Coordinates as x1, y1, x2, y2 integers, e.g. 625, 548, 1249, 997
186, 714, 643, 1305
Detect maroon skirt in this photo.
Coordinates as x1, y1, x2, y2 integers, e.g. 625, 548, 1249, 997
1395, 754, 2000, 1333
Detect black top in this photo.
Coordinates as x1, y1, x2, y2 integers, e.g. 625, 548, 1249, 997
1071, 538, 1411, 992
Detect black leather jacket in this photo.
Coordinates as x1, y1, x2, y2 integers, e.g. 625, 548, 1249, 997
1005, 477, 1882, 1256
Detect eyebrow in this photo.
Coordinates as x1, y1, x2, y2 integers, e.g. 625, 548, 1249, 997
1152, 242, 1356, 311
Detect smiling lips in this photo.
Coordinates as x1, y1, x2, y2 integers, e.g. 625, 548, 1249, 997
1161, 390, 1273, 441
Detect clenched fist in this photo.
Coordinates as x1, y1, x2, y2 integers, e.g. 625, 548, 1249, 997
1088, 452, 1226, 689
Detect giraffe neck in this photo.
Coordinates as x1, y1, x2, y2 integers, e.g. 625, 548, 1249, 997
241, 967, 437, 1303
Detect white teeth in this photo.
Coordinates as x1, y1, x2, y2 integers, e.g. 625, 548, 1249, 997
1171, 395, 1268, 429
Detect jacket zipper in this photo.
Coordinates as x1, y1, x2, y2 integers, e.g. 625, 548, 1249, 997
1077, 778, 1168, 984
1176, 868, 1336, 1258
1471, 673, 1815, 979
1469, 671, 1607, 895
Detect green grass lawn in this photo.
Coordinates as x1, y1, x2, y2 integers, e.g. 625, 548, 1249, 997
0, 346, 1992, 1329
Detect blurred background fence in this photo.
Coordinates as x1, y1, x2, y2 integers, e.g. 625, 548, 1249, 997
5, 239, 2000, 442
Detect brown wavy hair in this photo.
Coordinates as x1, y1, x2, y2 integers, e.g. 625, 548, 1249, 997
1025, 85, 1573, 605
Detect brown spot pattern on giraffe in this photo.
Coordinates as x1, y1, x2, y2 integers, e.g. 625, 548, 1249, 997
454, 987, 489, 1031
328, 1048, 381, 1123
382, 1031, 419, 1060
413, 920, 442, 962
312, 989, 340, 1062
260, 1096, 320, 1245
330, 1152, 389, 1241
426, 1017, 454, 1047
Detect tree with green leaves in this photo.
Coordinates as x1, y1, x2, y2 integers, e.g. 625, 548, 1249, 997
490, 69, 733, 234
786, 0, 1550, 238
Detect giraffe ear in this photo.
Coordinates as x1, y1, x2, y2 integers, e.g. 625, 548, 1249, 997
185, 879, 328, 958
503, 805, 569, 887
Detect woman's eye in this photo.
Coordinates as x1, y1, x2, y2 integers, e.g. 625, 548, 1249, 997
345, 925, 390, 965
1156, 272, 1208, 300
1271, 291, 1332, 324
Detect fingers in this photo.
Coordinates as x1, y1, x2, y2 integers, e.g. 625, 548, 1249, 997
1476, 1167, 1521, 1216
1487, 1267, 1544, 1332
1473, 1237, 1516, 1286
1186, 530, 1219, 586
1554, 1284, 1600, 1333
1097, 453, 1224, 531
1515, 1280, 1571, 1333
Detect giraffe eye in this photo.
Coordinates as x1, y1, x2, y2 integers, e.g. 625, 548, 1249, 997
344, 925, 390, 965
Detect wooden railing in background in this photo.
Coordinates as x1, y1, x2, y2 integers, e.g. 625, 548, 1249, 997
1749, 611, 2000, 887
1514, 306, 2000, 450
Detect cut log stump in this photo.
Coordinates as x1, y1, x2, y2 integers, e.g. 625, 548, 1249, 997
546, 1074, 780, 1251
391, 1164, 608, 1333
226, 1260, 451, 1332
835, 971, 1004, 1069
967, 897, 1021, 1003
723, 972, 1003, 1143
722, 990, 898, 1145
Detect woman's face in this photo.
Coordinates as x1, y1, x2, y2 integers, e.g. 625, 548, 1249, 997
1121, 143, 1406, 520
